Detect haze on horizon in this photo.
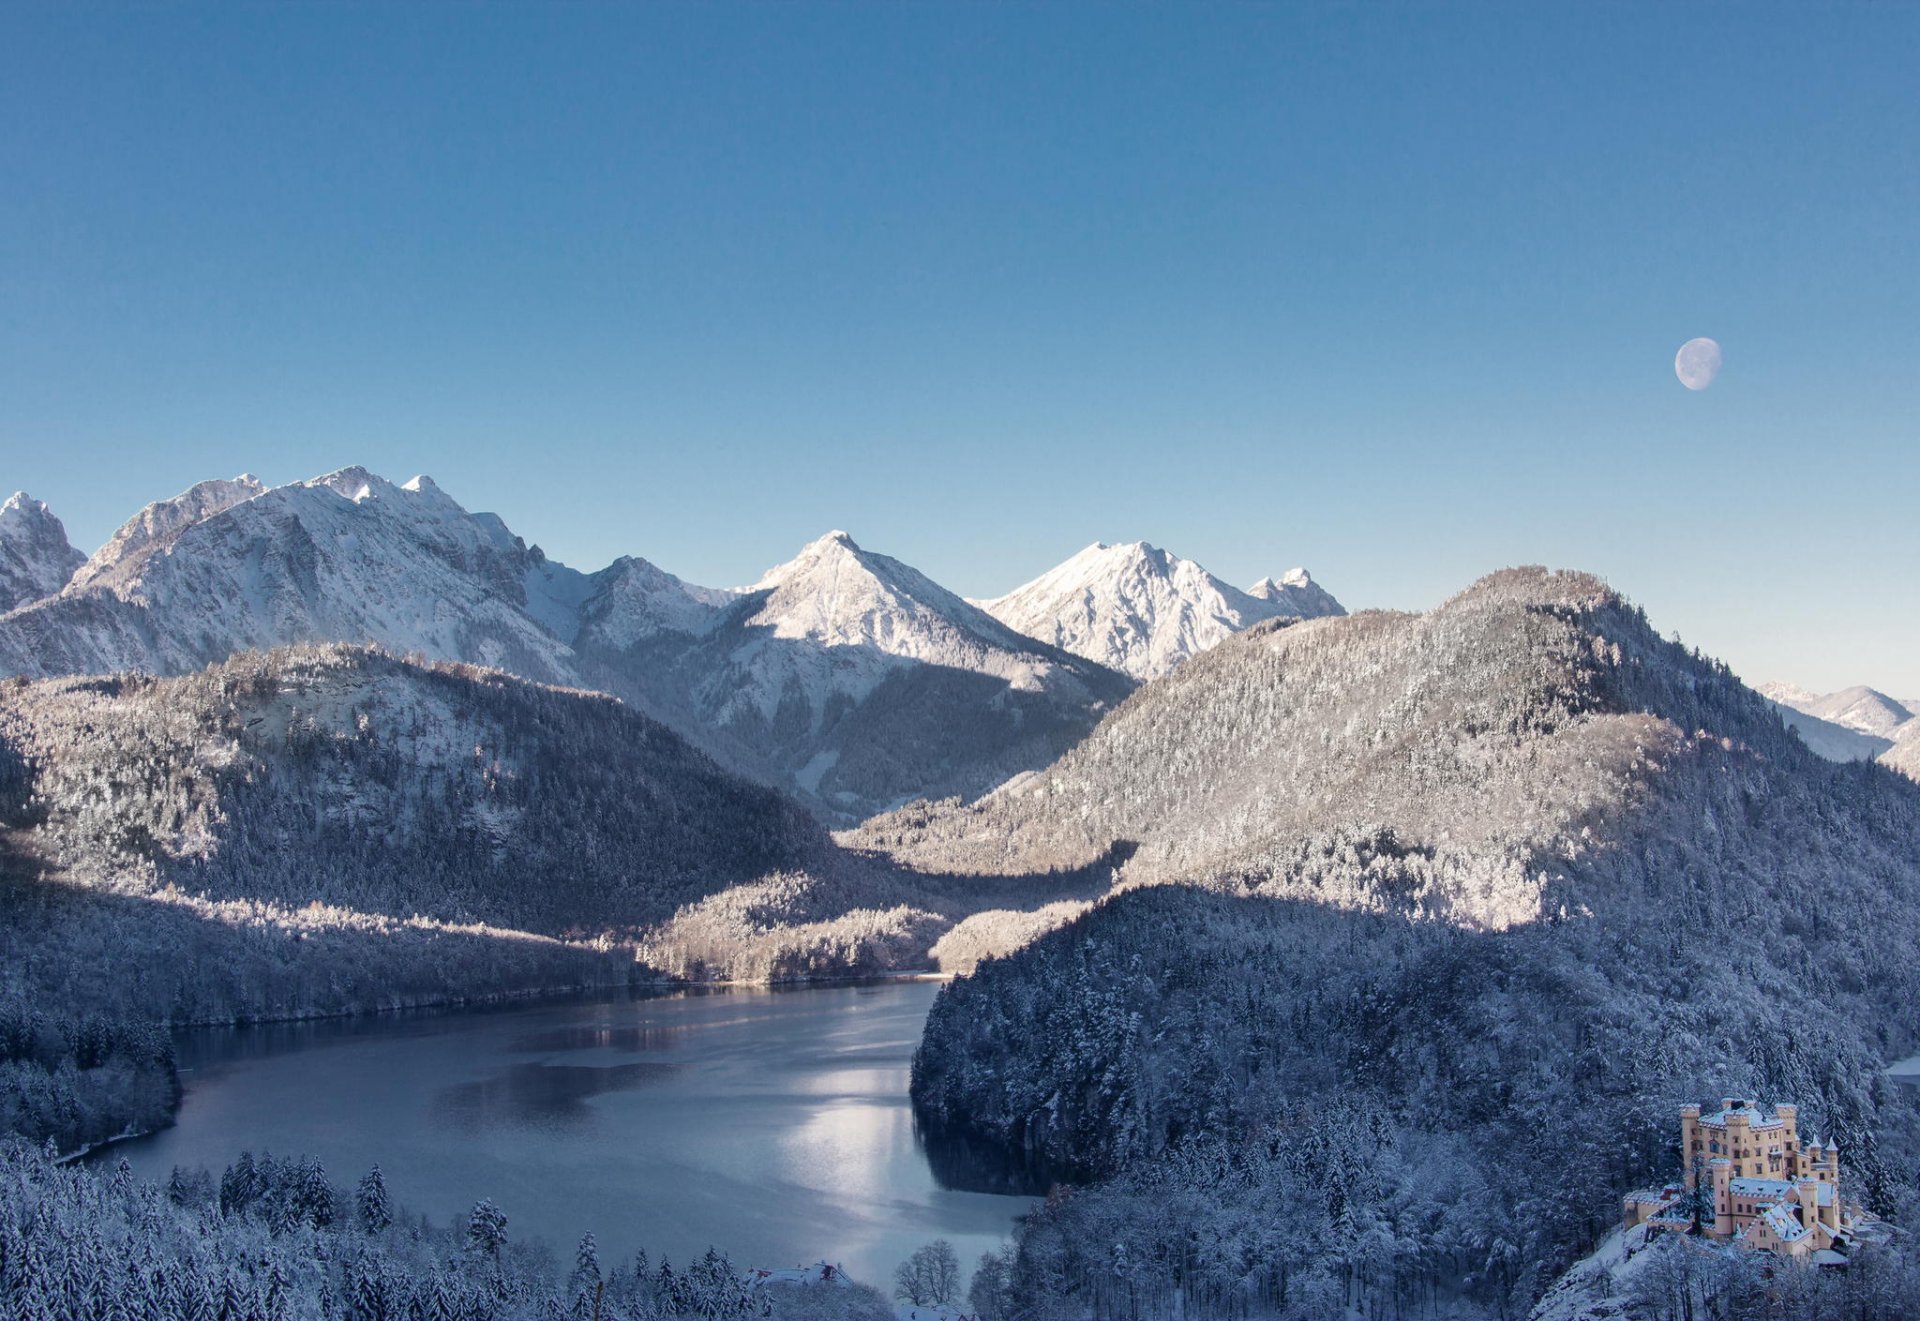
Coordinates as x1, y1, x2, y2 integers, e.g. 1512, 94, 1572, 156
1, 4, 1915, 692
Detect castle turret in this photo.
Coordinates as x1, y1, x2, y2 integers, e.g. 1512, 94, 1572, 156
1681, 1105, 1702, 1189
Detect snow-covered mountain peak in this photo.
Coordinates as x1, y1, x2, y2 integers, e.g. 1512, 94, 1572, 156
577, 555, 736, 648
305, 466, 385, 502
1250, 567, 1315, 593
745, 530, 1038, 661
0, 491, 86, 612
1246, 568, 1345, 621
978, 541, 1345, 680
71, 474, 267, 590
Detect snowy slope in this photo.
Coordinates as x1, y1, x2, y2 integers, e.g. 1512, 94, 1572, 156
68, 474, 267, 591
1759, 681, 1914, 740
1884, 722, 1920, 783
975, 540, 1343, 680
576, 556, 736, 649
0, 493, 86, 612
1759, 681, 1913, 764
599, 531, 1135, 819
0, 468, 591, 685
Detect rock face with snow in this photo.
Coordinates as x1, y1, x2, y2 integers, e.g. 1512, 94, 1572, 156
0, 469, 589, 685
590, 530, 1135, 819
0, 493, 86, 613
0, 470, 1132, 820
1245, 566, 1345, 621
975, 540, 1344, 680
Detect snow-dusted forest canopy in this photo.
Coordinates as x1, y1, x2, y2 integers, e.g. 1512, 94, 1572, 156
0, 1140, 897, 1320
908, 569, 1920, 1318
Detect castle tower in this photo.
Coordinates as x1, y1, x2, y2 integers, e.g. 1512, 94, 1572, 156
1709, 1158, 1734, 1239
1727, 1107, 1752, 1176
1681, 1105, 1702, 1189
1776, 1103, 1800, 1176
1797, 1176, 1821, 1235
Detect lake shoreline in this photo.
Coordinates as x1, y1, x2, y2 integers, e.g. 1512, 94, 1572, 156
164, 967, 956, 1033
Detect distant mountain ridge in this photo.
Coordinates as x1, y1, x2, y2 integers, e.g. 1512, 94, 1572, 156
1761, 681, 1917, 781
0, 469, 1135, 819
974, 540, 1344, 680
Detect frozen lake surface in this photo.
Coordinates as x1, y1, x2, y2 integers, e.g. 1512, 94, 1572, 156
114, 980, 1036, 1289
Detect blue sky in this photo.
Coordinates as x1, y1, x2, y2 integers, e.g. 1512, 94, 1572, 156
2, 4, 1916, 692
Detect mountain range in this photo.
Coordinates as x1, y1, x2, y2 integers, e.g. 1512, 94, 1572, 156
0, 469, 1340, 818
972, 540, 1343, 680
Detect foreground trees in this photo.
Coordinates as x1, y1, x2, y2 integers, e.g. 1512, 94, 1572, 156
0, 1140, 894, 1321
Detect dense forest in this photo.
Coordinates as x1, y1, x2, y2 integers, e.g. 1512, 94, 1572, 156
909, 569, 1920, 1319
0, 1140, 895, 1320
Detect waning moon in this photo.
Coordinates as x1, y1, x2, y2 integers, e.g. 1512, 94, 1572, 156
1675, 337, 1722, 390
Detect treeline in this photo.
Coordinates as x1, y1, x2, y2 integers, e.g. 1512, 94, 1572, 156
0, 1002, 176, 1153
0, 1140, 894, 1321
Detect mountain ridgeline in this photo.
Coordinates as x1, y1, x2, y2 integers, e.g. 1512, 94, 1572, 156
0, 470, 1159, 822
1762, 681, 1919, 781
905, 568, 1920, 1318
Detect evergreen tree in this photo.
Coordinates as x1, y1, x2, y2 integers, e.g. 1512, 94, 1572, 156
465, 1199, 508, 1260
356, 1165, 393, 1235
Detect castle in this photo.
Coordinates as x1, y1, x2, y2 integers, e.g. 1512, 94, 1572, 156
1622, 1098, 1857, 1264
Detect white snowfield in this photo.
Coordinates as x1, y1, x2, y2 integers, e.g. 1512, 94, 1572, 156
973, 539, 1345, 680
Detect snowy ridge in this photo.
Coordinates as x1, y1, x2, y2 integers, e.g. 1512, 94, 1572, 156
1759, 681, 1914, 740
1245, 566, 1345, 620
0, 492, 85, 612
975, 540, 1344, 680
1760, 681, 1915, 767
577, 556, 736, 649
0, 467, 586, 686
610, 530, 1134, 818
0, 471, 1136, 819
69, 474, 267, 590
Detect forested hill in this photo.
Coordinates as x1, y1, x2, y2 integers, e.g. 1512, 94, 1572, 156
908, 567, 1920, 1319
0, 645, 833, 935
861, 566, 1909, 929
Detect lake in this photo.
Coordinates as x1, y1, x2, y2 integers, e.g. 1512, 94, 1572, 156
112, 980, 1038, 1291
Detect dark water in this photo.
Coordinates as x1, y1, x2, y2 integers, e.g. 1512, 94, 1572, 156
114, 981, 1038, 1289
